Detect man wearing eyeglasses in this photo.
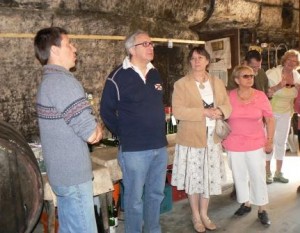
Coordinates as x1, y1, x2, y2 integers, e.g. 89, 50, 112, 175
227, 50, 269, 95
100, 30, 168, 233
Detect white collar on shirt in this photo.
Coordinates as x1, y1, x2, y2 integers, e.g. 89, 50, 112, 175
122, 56, 154, 83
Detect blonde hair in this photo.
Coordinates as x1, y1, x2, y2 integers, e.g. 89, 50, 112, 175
231, 65, 253, 79
281, 49, 300, 66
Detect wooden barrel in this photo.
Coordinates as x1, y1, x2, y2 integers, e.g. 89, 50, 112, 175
0, 120, 43, 233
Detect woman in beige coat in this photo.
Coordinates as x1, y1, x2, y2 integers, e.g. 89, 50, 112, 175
171, 47, 232, 232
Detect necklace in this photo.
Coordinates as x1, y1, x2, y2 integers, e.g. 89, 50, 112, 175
199, 82, 205, 89
195, 74, 208, 89
237, 89, 253, 102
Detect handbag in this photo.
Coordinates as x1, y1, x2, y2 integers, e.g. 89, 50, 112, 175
215, 119, 231, 140
210, 76, 231, 140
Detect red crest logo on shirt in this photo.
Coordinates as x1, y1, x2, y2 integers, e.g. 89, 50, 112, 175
154, 84, 163, 91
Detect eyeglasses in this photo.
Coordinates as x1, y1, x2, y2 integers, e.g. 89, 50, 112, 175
285, 84, 295, 88
241, 74, 255, 79
133, 41, 155, 48
287, 59, 298, 64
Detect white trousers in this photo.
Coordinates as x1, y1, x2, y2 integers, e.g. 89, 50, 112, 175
266, 112, 291, 161
228, 148, 269, 206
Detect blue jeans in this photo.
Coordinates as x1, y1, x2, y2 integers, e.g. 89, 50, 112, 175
119, 147, 168, 233
51, 180, 97, 233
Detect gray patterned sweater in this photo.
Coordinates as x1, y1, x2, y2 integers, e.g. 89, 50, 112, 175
36, 64, 96, 186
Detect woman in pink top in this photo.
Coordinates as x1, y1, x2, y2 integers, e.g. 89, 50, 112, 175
223, 65, 275, 226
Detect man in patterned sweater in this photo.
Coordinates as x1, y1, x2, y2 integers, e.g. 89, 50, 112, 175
34, 27, 102, 233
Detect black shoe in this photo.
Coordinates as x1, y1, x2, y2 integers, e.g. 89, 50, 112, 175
258, 210, 271, 226
234, 203, 252, 216
230, 188, 237, 200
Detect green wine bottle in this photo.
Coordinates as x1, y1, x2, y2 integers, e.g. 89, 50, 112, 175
108, 205, 116, 233
100, 138, 119, 147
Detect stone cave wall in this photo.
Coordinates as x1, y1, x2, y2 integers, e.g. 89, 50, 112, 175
0, 1, 198, 140
0, 0, 299, 140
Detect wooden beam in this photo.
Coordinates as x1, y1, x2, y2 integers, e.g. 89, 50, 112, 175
69, 34, 125, 40
151, 38, 205, 45
0, 33, 34, 38
0, 33, 205, 45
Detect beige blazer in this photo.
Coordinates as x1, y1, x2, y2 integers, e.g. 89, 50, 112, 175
172, 73, 232, 148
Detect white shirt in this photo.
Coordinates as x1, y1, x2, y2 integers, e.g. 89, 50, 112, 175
196, 80, 216, 127
122, 56, 154, 83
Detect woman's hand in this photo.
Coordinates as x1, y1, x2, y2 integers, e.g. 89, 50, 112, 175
213, 108, 224, 119
268, 80, 287, 97
279, 78, 287, 87
264, 140, 273, 154
204, 108, 223, 119
267, 88, 274, 98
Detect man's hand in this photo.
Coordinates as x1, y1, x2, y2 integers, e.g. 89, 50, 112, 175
87, 123, 103, 144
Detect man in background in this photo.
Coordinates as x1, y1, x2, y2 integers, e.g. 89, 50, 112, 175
227, 49, 269, 95
100, 30, 168, 233
34, 27, 102, 233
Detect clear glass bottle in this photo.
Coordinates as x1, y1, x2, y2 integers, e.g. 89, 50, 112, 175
171, 114, 177, 133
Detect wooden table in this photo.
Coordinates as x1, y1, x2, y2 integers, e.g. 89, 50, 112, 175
91, 134, 176, 181
42, 162, 114, 233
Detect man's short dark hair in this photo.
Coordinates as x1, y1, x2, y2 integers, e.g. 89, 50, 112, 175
245, 50, 262, 63
34, 27, 68, 65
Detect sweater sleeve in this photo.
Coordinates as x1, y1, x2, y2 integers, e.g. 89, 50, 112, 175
100, 78, 119, 135
48, 75, 97, 141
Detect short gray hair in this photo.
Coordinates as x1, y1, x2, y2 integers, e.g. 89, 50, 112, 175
124, 30, 149, 57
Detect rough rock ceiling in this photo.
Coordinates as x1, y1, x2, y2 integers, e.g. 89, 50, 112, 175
0, 0, 299, 44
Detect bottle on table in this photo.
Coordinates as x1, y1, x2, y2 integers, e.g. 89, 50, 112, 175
170, 112, 177, 133
165, 106, 177, 134
108, 205, 116, 233
165, 106, 172, 134
100, 136, 119, 147
112, 199, 118, 227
